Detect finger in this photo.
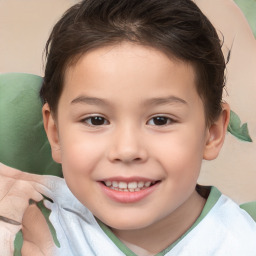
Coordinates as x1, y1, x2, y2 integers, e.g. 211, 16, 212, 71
22, 204, 55, 256
0, 180, 43, 223
21, 241, 44, 256
0, 162, 63, 198
0, 162, 48, 183
0, 225, 20, 255
0, 179, 43, 202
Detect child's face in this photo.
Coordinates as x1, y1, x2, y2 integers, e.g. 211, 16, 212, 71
44, 42, 214, 230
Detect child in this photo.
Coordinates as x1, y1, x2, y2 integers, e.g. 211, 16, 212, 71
1, 0, 256, 255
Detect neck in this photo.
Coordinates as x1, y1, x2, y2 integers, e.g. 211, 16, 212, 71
111, 190, 206, 255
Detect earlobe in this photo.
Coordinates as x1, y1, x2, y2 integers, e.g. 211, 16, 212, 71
203, 103, 230, 160
42, 104, 62, 163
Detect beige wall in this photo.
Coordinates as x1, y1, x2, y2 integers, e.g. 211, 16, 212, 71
0, 0, 76, 75
0, 0, 255, 203
195, 0, 256, 203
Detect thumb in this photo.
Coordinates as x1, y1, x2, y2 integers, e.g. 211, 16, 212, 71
21, 202, 56, 256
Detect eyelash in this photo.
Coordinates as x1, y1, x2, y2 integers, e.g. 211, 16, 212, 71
81, 115, 176, 127
82, 115, 110, 126
147, 116, 176, 126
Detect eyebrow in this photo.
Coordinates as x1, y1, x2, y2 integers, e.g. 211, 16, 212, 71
71, 96, 109, 106
71, 95, 187, 107
143, 96, 188, 107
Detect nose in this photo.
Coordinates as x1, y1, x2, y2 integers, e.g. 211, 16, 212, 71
107, 125, 148, 164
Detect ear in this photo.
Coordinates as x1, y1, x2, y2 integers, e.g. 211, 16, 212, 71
42, 103, 62, 163
203, 103, 230, 160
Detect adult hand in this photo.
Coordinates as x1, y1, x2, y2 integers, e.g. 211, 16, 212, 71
0, 163, 57, 256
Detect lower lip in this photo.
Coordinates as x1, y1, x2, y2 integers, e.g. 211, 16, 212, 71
99, 182, 160, 203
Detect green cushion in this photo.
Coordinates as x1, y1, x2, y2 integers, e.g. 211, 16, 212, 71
240, 202, 256, 222
0, 73, 62, 176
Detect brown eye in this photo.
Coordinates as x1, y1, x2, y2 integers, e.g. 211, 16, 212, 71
83, 116, 109, 126
147, 116, 173, 126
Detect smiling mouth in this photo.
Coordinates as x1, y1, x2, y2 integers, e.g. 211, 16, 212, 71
101, 180, 160, 192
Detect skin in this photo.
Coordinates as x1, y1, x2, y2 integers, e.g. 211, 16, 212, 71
0, 163, 56, 256
43, 42, 230, 255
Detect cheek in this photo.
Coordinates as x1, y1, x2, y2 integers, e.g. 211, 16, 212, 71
58, 129, 106, 177
58, 132, 107, 207
151, 127, 206, 177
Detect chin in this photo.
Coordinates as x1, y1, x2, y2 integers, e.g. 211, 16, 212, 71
100, 214, 155, 231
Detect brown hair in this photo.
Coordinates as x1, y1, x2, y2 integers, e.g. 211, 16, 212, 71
40, 0, 226, 124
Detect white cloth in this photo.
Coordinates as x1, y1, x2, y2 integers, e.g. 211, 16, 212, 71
1, 161, 255, 256
42, 178, 256, 256
39, 177, 125, 256
167, 195, 256, 255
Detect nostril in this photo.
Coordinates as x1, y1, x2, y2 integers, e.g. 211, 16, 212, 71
107, 145, 148, 163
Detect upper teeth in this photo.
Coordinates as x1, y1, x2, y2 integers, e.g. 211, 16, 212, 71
104, 180, 154, 191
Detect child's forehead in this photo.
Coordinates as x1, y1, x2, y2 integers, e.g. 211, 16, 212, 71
60, 43, 201, 110
65, 42, 195, 82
